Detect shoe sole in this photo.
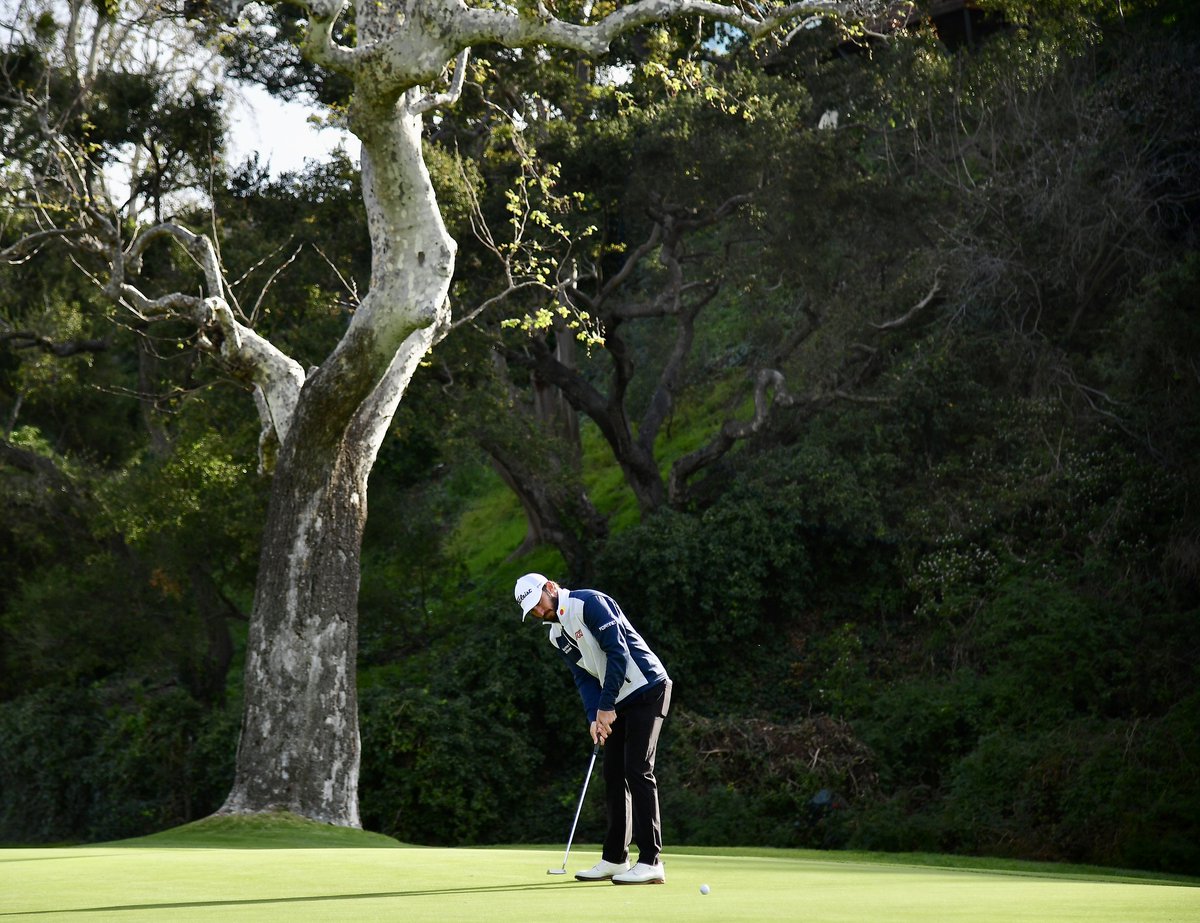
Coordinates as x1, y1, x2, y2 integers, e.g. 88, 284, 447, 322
612, 878, 666, 885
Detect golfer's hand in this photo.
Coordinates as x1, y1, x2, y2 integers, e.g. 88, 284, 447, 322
592, 709, 616, 745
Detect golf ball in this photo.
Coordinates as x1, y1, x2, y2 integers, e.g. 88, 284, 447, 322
700, 884, 710, 895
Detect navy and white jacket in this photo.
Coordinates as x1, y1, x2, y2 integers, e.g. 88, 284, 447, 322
546, 587, 669, 723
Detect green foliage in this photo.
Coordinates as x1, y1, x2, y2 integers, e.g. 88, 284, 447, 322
355, 590, 566, 849
661, 710, 875, 848
1113, 253, 1200, 471
936, 699, 1200, 873
85, 684, 238, 840
0, 683, 237, 844
595, 443, 893, 716
357, 460, 473, 667
857, 674, 987, 792
212, 152, 370, 368
214, 2, 355, 108
0, 685, 101, 843
1, 405, 263, 700
357, 551, 587, 845
971, 575, 1135, 727
358, 677, 541, 845
99, 431, 259, 549
87, 72, 225, 184
2, 556, 161, 688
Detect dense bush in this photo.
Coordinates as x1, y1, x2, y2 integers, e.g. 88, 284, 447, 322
358, 681, 539, 845
0, 686, 102, 843
594, 442, 895, 718
938, 699, 1200, 873
358, 587, 592, 846
660, 711, 876, 849
0, 683, 237, 843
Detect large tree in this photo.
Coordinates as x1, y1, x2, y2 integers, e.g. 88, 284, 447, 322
3, 0, 879, 826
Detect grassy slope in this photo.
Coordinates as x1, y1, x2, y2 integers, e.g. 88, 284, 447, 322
108, 812, 408, 850
3, 816, 1196, 923
445, 365, 753, 578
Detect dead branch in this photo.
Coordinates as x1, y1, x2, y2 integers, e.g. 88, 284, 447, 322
0, 330, 110, 356
871, 272, 941, 330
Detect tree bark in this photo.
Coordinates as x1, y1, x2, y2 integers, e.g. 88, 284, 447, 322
219, 421, 370, 824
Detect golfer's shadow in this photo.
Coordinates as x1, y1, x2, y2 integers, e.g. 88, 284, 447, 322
2, 881, 582, 917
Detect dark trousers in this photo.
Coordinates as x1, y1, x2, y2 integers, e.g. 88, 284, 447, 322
601, 680, 672, 867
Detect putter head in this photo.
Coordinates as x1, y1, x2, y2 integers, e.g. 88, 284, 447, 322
547, 868, 567, 875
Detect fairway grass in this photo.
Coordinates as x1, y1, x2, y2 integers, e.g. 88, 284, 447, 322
3, 840, 1199, 923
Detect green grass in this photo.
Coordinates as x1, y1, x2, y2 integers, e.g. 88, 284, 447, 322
2, 816, 1197, 922
446, 464, 532, 576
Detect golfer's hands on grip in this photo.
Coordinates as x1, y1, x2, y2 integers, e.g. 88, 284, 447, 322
591, 709, 616, 746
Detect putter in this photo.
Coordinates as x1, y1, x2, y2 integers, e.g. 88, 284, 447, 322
548, 742, 601, 875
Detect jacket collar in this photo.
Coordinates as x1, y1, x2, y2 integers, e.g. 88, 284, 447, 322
555, 586, 573, 619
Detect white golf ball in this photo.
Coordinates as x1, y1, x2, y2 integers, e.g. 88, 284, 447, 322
700, 884, 710, 895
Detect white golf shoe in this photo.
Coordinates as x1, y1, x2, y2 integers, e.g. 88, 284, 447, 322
612, 861, 666, 885
574, 859, 630, 881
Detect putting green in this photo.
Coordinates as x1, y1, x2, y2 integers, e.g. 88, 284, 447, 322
2, 844, 1198, 922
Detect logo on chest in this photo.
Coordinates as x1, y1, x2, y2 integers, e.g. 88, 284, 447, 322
575, 630, 584, 640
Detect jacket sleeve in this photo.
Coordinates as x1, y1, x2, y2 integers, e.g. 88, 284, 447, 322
582, 593, 630, 713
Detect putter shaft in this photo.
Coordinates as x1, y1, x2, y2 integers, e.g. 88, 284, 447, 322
551, 743, 601, 875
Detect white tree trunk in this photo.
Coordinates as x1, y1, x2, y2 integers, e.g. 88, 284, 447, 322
219, 91, 453, 825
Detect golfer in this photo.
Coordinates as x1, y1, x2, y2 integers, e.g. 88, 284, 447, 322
515, 572, 672, 885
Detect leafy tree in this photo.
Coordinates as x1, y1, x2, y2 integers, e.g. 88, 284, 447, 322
445, 54, 943, 589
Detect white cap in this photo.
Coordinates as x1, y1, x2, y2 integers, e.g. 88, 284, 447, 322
514, 572, 548, 621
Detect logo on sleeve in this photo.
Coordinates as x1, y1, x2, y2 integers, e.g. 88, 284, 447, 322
597, 619, 616, 632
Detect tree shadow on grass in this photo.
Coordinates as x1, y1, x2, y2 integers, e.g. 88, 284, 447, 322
1, 880, 601, 916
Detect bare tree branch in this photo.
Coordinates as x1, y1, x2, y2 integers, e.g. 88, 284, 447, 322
251, 243, 309, 322
0, 329, 109, 356
412, 48, 471, 115
668, 367, 795, 503
594, 224, 663, 305
4, 110, 306, 454
0, 228, 92, 265
871, 272, 941, 330
457, 0, 863, 58
296, 0, 360, 76
241, 0, 876, 102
